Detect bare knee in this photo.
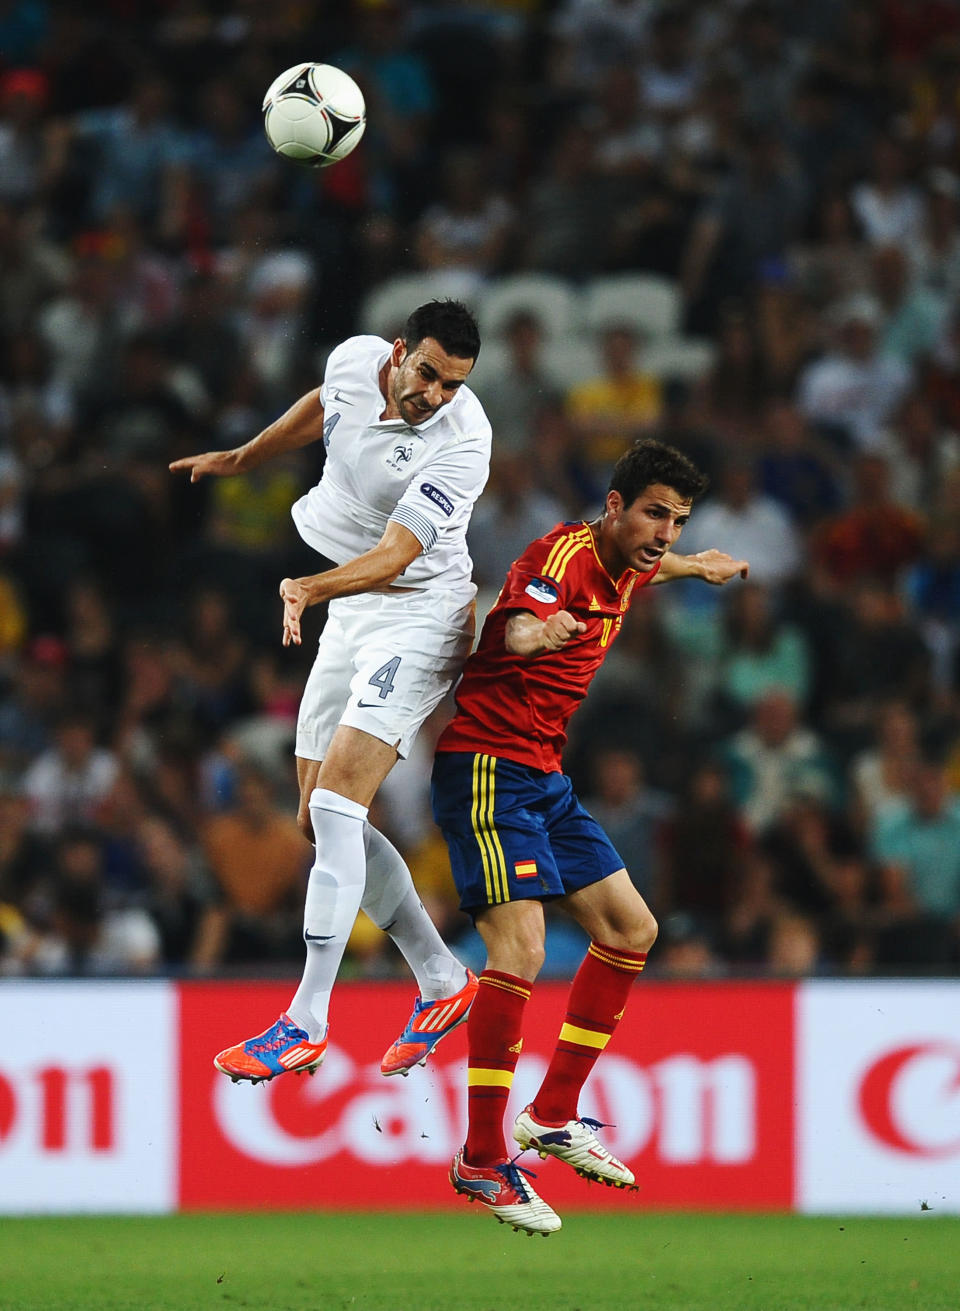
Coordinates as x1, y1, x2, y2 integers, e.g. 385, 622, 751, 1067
595, 907, 658, 956
634, 908, 658, 954
566, 871, 659, 955
477, 906, 546, 982
297, 801, 314, 845
296, 757, 322, 844
497, 933, 546, 981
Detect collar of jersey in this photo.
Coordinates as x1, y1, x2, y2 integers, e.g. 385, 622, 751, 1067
372, 352, 464, 433
374, 401, 456, 434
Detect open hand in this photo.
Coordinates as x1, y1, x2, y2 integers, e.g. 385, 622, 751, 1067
690, 550, 750, 585
279, 577, 309, 647
168, 450, 241, 483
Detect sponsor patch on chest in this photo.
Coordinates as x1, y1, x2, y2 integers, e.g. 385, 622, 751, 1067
420, 482, 455, 515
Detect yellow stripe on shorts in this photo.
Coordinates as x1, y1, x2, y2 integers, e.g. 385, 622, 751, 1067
470, 754, 509, 904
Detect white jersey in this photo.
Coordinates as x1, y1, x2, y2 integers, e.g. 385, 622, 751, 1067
291, 335, 491, 594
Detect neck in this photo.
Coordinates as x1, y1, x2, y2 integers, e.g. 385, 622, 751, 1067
589, 514, 621, 579
378, 358, 400, 420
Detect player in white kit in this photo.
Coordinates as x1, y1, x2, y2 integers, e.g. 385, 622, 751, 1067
170, 301, 487, 1082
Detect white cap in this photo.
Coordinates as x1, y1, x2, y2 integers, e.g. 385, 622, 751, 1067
248, 250, 314, 298
831, 293, 882, 329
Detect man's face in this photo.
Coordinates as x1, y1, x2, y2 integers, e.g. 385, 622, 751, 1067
913, 764, 946, 819
391, 336, 474, 426
841, 319, 875, 361
605, 482, 692, 572
754, 691, 796, 747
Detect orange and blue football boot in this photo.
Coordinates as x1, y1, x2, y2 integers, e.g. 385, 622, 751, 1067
380, 969, 479, 1076
214, 1013, 327, 1084
449, 1150, 561, 1235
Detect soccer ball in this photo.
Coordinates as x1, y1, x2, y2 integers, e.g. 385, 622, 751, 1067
262, 63, 366, 168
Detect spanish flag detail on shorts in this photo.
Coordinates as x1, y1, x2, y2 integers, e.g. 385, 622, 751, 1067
514, 859, 538, 880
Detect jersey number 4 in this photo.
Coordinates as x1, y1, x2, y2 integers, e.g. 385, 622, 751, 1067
367, 656, 401, 700
322, 412, 341, 449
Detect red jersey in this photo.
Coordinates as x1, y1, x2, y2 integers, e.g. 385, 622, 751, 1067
437, 521, 659, 772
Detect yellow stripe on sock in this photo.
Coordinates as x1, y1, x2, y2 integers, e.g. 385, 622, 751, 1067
468, 1067, 515, 1088
480, 976, 531, 1000
559, 1022, 611, 1050
589, 943, 647, 973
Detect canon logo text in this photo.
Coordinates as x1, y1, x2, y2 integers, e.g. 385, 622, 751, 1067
0, 1066, 116, 1154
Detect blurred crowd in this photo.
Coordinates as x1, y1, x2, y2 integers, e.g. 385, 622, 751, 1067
2, 0, 960, 982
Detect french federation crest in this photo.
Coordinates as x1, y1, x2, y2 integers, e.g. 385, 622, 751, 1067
386, 442, 414, 471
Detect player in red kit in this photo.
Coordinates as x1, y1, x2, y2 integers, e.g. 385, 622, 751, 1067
432, 440, 749, 1234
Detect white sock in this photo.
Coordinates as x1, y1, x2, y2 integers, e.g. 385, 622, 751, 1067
361, 822, 467, 1002
287, 787, 368, 1040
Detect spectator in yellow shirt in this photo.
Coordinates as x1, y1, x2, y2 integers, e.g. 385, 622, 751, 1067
565, 325, 663, 485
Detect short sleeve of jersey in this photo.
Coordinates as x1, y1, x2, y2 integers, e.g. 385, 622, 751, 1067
389, 419, 491, 554
498, 535, 568, 619
319, 336, 383, 408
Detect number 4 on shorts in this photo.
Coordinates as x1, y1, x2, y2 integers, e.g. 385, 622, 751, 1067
368, 656, 401, 700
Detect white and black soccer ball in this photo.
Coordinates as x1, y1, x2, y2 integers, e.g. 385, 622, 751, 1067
262, 63, 366, 168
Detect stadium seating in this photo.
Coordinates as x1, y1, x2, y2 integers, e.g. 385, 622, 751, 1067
359, 273, 687, 354
360, 271, 484, 339
643, 335, 716, 382
477, 274, 580, 340
581, 274, 682, 339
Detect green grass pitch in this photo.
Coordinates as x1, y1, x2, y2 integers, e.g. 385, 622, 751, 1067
1, 1211, 957, 1311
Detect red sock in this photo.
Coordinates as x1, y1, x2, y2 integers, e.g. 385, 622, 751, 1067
532, 941, 647, 1124
463, 970, 531, 1165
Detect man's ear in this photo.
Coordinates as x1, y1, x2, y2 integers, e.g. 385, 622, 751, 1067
392, 337, 407, 365
606, 489, 624, 519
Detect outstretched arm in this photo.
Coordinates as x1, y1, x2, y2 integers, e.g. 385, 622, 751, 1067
169, 388, 325, 482
279, 522, 423, 647
650, 549, 749, 585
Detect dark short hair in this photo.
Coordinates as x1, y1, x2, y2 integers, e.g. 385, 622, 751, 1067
609, 439, 709, 506
402, 300, 481, 362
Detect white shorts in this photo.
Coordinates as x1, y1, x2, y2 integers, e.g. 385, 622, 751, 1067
295, 587, 477, 762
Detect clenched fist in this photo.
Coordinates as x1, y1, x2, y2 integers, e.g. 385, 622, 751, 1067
541, 610, 587, 650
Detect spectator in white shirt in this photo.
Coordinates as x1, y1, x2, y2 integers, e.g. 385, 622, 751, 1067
675, 457, 803, 587
907, 168, 960, 303
797, 293, 912, 450
850, 135, 924, 248
22, 711, 118, 836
